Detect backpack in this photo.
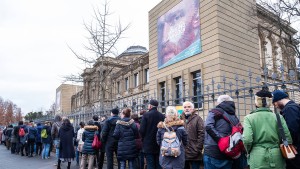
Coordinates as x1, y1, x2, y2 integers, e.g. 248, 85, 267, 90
211, 109, 244, 159
160, 122, 181, 157
19, 127, 25, 137
41, 129, 48, 139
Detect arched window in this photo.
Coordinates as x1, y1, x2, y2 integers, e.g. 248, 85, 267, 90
276, 44, 283, 73
265, 38, 273, 71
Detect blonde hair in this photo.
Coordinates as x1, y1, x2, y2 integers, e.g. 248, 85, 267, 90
165, 106, 179, 122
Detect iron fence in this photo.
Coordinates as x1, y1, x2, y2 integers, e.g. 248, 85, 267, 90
64, 65, 300, 126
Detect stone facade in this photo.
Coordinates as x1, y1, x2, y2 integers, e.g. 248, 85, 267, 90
69, 1, 298, 124
55, 84, 83, 115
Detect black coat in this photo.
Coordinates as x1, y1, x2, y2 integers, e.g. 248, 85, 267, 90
101, 115, 121, 151
59, 123, 75, 159
82, 125, 98, 155
282, 100, 300, 152
139, 107, 165, 154
113, 118, 138, 160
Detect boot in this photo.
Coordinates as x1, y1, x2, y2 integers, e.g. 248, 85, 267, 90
57, 159, 61, 169
67, 162, 71, 169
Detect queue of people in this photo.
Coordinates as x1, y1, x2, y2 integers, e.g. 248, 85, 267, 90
1, 88, 300, 169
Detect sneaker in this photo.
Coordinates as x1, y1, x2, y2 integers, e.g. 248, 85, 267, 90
54, 164, 58, 166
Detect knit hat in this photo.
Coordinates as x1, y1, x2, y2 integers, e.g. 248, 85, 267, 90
111, 108, 119, 115
255, 89, 272, 107
149, 99, 158, 107
272, 90, 288, 103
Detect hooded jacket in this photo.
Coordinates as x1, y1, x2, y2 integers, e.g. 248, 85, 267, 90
204, 101, 240, 160
82, 125, 98, 155
243, 107, 292, 169
156, 119, 187, 169
113, 117, 138, 160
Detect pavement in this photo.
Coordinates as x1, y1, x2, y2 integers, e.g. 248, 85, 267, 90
0, 144, 107, 169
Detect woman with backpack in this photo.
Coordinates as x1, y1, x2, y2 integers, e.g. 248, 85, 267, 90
156, 106, 188, 169
41, 121, 52, 159
80, 120, 98, 169
113, 108, 139, 169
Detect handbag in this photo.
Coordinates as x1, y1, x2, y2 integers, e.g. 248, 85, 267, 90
275, 109, 298, 159
92, 133, 102, 150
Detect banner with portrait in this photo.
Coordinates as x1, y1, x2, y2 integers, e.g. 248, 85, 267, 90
157, 0, 202, 69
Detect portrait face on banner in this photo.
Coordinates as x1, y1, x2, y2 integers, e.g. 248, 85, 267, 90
157, 0, 202, 69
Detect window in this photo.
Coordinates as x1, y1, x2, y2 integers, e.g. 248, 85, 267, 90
117, 81, 120, 93
160, 81, 166, 112
192, 71, 202, 108
125, 78, 129, 91
174, 77, 183, 104
145, 68, 149, 83
134, 73, 139, 87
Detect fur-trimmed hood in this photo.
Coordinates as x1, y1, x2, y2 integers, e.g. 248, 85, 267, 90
116, 119, 134, 126
157, 119, 184, 128
84, 125, 98, 131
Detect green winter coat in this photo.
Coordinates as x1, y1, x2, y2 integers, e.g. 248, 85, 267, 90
243, 107, 292, 169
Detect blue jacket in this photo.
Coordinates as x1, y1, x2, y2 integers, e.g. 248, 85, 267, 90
113, 118, 138, 160
28, 126, 37, 140
282, 100, 300, 152
36, 125, 43, 143
82, 125, 98, 155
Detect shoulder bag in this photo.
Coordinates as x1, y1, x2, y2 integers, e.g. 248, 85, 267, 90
275, 109, 298, 159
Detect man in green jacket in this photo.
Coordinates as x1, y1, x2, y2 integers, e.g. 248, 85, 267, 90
243, 89, 292, 169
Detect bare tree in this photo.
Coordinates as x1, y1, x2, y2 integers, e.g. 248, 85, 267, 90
258, 0, 300, 58
14, 107, 23, 122
5, 101, 14, 125
64, 0, 130, 111
0, 97, 5, 126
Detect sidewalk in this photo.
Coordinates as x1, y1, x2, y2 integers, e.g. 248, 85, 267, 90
0, 144, 106, 169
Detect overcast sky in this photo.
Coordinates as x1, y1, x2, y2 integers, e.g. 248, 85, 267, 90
0, 0, 161, 114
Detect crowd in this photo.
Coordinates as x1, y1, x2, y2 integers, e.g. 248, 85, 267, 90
0, 89, 299, 169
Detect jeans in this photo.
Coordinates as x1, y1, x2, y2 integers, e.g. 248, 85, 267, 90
203, 155, 233, 169
42, 143, 50, 159
75, 145, 79, 164
120, 160, 135, 169
140, 152, 145, 169
184, 160, 201, 169
145, 153, 161, 169
54, 139, 60, 159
